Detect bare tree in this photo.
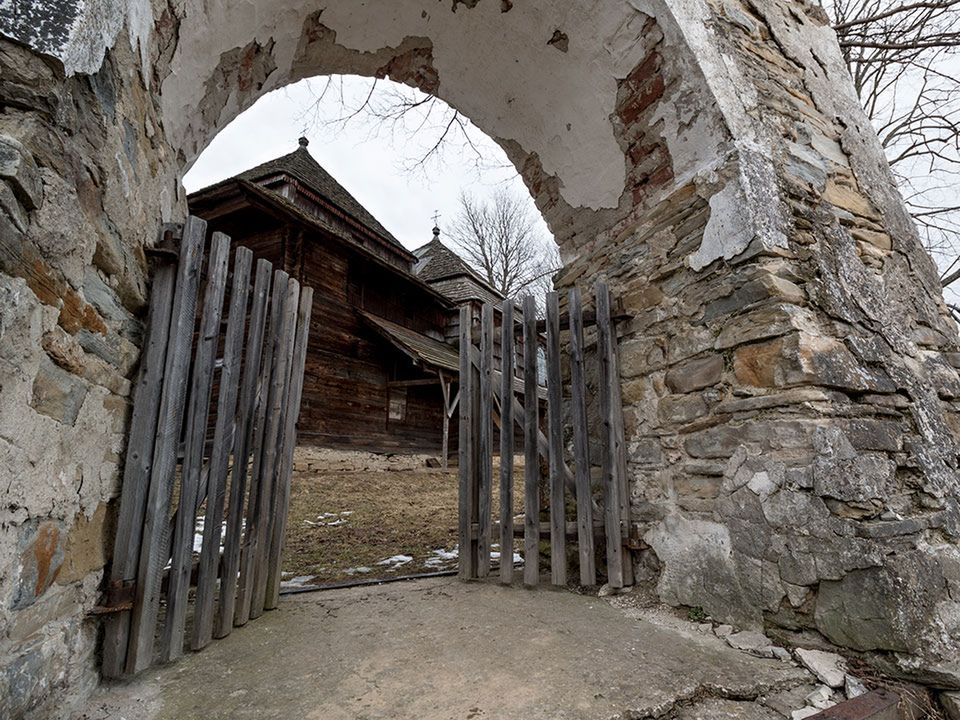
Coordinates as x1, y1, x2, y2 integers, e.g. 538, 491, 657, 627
297, 75, 508, 176
448, 189, 561, 301
828, 0, 960, 300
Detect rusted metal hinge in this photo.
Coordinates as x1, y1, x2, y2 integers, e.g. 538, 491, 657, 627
88, 578, 136, 616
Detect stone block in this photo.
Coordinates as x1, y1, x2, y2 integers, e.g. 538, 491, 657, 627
665, 353, 724, 393
13, 520, 65, 609
795, 648, 847, 688
30, 356, 88, 425
812, 427, 894, 507
8, 584, 82, 644
814, 552, 948, 654
0, 133, 41, 209
58, 503, 111, 584
941, 691, 960, 720
658, 393, 708, 425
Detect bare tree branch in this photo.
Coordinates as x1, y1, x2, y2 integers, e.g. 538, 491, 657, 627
828, 0, 960, 292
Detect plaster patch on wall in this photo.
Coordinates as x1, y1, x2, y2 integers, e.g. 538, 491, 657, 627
161, 0, 710, 210
629, 0, 789, 269
0, 0, 152, 76
688, 180, 750, 271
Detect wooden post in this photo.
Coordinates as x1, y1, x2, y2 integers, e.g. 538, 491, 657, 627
499, 300, 515, 585
216, 258, 272, 638
161, 231, 231, 663
607, 287, 634, 586
125, 215, 205, 675
545, 291, 566, 586
101, 225, 179, 678
250, 276, 300, 619
596, 280, 624, 589
439, 371, 451, 470
264, 286, 314, 609
478, 303, 494, 578
235, 269, 289, 626
191, 246, 253, 650
522, 295, 540, 587
569, 287, 597, 586
457, 305, 476, 579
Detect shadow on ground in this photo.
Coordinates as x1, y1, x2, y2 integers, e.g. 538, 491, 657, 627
76, 577, 815, 720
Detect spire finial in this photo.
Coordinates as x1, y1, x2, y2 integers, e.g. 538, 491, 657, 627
298, 136, 309, 148
431, 210, 441, 239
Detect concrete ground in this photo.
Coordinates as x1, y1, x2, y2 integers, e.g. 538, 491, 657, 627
75, 577, 817, 720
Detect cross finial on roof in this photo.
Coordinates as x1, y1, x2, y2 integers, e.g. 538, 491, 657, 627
298, 136, 309, 148
431, 211, 441, 239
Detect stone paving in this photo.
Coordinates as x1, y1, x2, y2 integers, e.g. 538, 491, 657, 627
74, 577, 825, 720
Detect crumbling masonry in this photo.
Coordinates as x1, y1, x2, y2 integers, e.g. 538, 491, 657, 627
2, 0, 960, 716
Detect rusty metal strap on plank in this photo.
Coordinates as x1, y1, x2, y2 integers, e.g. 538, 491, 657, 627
89, 578, 136, 615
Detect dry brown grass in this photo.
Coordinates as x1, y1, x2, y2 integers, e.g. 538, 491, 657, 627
281, 457, 525, 584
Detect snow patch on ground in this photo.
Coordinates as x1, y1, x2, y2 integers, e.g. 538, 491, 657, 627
304, 510, 353, 527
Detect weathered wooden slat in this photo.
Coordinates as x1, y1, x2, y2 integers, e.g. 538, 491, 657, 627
545, 292, 566, 586
607, 285, 634, 587
499, 300, 515, 585
264, 286, 314, 609
597, 280, 624, 589
161, 231, 231, 663
457, 305, 475, 580
191, 246, 253, 650
101, 226, 179, 679
478, 303, 494, 578
522, 295, 540, 587
467, 345, 574, 491
569, 287, 597, 586
250, 276, 300, 619
216, 258, 272, 638
125, 215, 205, 675
235, 269, 289, 626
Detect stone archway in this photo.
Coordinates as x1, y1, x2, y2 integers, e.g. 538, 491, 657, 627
3, 0, 960, 715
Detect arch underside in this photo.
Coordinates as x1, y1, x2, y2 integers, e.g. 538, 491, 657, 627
2, 1, 960, 715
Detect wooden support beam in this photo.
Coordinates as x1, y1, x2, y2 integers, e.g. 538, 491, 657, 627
545, 292, 566, 586
522, 295, 539, 587
499, 300, 515, 585
101, 225, 179, 679
569, 287, 597, 586
125, 216, 205, 675
216, 258, 272, 639
192, 245, 253, 651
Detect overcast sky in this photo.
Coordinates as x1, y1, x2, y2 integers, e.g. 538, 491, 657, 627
183, 75, 548, 252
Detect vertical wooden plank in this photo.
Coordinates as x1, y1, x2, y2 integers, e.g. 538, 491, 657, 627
439, 372, 450, 471
569, 287, 596, 586
234, 269, 287, 626
499, 300, 515, 585
125, 215, 205, 675
477, 303, 494, 578
101, 226, 179, 678
596, 279, 624, 589
457, 305, 475, 580
217, 259, 271, 638
545, 291, 566, 586
608, 291, 634, 587
161, 231, 231, 663
522, 295, 540, 587
191, 246, 253, 650
250, 276, 300, 619
264, 286, 314, 610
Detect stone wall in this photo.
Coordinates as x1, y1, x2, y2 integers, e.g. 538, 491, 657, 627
0, 35, 177, 717
1, 0, 959, 716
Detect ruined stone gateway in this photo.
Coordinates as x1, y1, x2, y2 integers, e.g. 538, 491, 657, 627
2, 0, 960, 716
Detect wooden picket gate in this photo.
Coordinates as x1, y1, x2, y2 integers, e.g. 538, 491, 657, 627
458, 281, 633, 588
99, 215, 314, 677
